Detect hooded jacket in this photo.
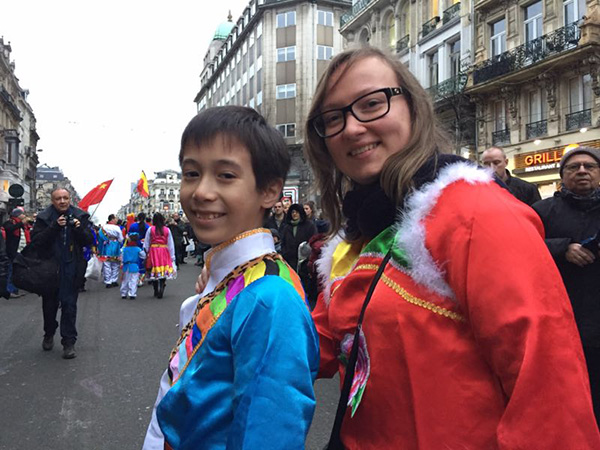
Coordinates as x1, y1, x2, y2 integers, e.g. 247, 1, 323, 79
280, 204, 316, 271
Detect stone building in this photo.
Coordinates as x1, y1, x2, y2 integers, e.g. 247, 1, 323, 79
35, 164, 80, 211
466, 0, 600, 196
119, 170, 181, 218
194, 0, 352, 204
0, 37, 40, 218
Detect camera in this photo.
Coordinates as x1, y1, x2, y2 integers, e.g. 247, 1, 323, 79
581, 231, 600, 252
65, 214, 77, 227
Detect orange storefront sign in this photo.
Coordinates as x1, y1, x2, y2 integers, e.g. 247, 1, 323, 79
513, 140, 600, 174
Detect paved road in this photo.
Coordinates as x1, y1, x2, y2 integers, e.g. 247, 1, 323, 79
0, 260, 338, 450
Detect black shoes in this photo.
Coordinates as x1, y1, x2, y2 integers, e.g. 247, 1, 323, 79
62, 345, 76, 359
42, 336, 54, 351
157, 279, 166, 299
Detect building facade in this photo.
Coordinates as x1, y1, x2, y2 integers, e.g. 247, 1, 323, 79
119, 170, 182, 218
339, 0, 477, 155
35, 164, 81, 211
194, 0, 352, 204
0, 37, 40, 219
466, 0, 600, 196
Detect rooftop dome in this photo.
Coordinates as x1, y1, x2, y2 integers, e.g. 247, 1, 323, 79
213, 12, 234, 40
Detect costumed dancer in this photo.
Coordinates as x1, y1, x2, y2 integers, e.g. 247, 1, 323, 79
128, 212, 149, 285
120, 233, 145, 300
98, 214, 124, 288
143, 213, 176, 299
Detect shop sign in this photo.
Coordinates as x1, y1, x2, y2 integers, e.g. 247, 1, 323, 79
514, 149, 564, 174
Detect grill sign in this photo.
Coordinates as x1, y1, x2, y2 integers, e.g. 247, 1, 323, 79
514, 149, 565, 174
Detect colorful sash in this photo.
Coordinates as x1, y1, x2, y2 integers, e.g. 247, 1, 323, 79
167, 252, 305, 385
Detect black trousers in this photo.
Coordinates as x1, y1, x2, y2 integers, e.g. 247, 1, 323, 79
583, 345, 600, 428
42, 274, 79, 346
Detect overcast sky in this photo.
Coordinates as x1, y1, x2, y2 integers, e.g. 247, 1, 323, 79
0, 0, 250, 222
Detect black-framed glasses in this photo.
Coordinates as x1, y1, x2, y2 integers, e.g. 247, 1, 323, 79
564, 162, 600, 172
310, 87, 404, 138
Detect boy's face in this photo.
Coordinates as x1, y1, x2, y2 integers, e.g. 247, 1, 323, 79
180, 137, 280, 246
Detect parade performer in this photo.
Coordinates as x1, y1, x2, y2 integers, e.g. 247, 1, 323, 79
303, 46, 600, 449
120, 233, 145, 299
143, 213, 176, 299
97, 214, 123, 288
143, 106, 318, 450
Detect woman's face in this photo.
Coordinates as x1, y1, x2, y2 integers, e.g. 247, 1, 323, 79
303, 204, 313, 218
321, 56, 412, 185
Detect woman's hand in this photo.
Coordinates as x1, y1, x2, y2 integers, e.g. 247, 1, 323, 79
195, 265, 209, 294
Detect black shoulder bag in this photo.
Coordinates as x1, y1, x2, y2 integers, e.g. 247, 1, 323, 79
12, 244, 59, 296
324, 249, 392, 450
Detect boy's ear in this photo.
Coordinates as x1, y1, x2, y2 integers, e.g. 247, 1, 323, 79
260, 178, 284, 210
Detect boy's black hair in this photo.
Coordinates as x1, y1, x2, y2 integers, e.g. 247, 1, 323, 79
179, 106, 290, 191
108, 214, 116, 222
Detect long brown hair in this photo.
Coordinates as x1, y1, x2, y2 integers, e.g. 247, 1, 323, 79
304, 46, 450, 237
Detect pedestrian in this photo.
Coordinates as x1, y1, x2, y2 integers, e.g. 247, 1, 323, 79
143, 213, 176, 299
128, 212, 149, 284
532, 145, 600, 425
30, 187, 94, 359
168, 213, 187, 266
303, 200, 317, 223
97, 214, 123, 288
2, 207, 27, 297
482, 146, 542, 205
280, 203, 316, 272
143, 106, 318, 450
263, 200, 286, 235
120, 233, 145, 300
0, 229, 10, 300
304, 46, 600, 448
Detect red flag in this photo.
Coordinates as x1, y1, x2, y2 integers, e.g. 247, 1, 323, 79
137, 171, 149, 198
78, 179, 113, 211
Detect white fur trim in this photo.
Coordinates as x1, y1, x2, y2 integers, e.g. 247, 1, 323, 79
395, 161, 492, 300
315, 234, 344, 305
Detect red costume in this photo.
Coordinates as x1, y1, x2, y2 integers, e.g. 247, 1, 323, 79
313, 162, 600, 449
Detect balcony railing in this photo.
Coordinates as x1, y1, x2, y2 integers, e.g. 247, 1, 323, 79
442, 2, 460, 24
396, 35, 410, 52
526, 119, 548, 139
340, 0, 373, 27
422, 16, 440, 38
427, 72, 468, 102
492, 128, 510, 146
566, 109, 592, 131
473, 22, 581, 85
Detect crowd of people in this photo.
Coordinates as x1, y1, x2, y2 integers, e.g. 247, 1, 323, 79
1, 44, 599, 449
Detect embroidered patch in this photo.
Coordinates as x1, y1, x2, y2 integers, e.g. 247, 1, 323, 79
339, 330, 370, 417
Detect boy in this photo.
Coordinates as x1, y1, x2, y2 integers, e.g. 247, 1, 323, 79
143, 106, 319, 450
120, 233, 145, 299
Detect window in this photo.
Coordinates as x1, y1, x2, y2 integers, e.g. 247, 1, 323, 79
277, 46, 296, 62
569, 74, 593, 113
276, 83, 296, 99
388, 14, 396, 47
257, 69, 262, 93
524, 2, 543, 43
449, 40, 461, 78
318, 10, 333, 26
317, 45, 333, 60
494, 101, 506, 131
277, 123, 296, 137
529, 89, 547, 122
277, 11, 296, 28
428, 51, 439, 87
5, 137, 19, 166
490, 18, 506, 57
564, 0, 585, 24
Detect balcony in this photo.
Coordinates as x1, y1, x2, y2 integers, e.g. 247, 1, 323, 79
396, 35, 410, 53
473, 22, 580, 85
442, 2, 460, 24
340, 0, 373, 28
492, 128, 510, 146
422, 16, 440, 38
427, 73, 468, 103
566, 109, 592, 131
0, 85, 22, 121
526, 119, 548, 139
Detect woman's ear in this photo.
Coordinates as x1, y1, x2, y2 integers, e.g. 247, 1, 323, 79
261, 178, 284, 210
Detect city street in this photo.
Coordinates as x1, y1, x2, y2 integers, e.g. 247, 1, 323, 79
0, 260, 338, 450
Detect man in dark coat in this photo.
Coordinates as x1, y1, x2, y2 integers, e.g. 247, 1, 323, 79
30, 187, 94, 359
482, 147, 541, 206
2, 208, 26, 297
280, 203, 316, 272
532, 145, 600, 424
264, 201, 286, 235
0, 230, 10, 300
168, 213, 187, 265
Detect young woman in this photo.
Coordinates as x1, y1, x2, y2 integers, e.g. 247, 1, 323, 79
143, 213, 176, 298
305, 47, 600, 449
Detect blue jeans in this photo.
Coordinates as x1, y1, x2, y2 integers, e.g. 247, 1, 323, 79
6, 261, 18, 294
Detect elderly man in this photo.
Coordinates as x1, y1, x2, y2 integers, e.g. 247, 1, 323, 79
482, 146, 541, 206
30, 187, 94, 359
532, 146, 600, 424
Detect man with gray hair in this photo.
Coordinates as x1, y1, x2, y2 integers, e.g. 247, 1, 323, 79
532, 145, 600, 424
30, 187, 94, 359
482, 146, 541, 206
